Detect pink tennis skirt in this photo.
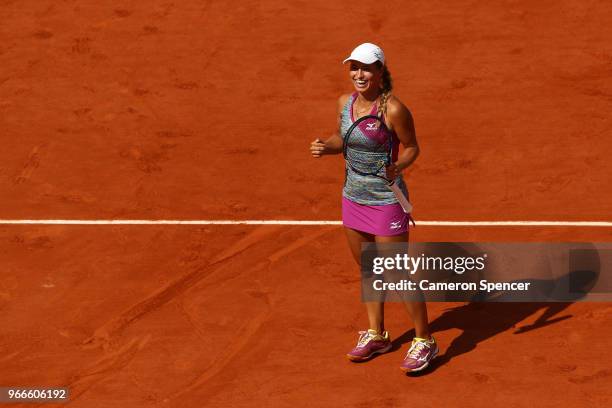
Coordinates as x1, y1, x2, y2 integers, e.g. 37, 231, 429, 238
342, 197, 412, 236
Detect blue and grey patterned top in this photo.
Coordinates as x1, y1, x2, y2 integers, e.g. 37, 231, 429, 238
341, 93, 409, 205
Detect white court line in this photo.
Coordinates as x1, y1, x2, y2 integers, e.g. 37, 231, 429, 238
0, 220, 611, 227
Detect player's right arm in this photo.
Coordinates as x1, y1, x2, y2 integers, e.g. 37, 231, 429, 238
310, 94, 350, 158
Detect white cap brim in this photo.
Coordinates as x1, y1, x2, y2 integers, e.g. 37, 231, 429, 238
342, 55, 380, 64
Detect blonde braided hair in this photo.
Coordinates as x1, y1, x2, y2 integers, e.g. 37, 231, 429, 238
376, 62, 393, 117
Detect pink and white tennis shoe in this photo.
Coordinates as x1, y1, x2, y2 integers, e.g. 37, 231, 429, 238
346, 329, 392, 361
400, 336, 438, 372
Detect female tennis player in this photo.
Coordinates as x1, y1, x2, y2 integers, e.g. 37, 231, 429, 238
310, 43, 437, 373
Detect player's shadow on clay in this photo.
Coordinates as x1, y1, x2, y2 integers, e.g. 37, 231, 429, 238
391, 267, 600, 376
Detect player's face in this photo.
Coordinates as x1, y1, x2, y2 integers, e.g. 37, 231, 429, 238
349, 61, 382, 94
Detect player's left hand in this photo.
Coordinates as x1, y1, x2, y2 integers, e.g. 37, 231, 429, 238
385, 163, 400, 180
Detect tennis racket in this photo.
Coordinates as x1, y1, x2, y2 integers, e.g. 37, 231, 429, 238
343, 114, 413, 214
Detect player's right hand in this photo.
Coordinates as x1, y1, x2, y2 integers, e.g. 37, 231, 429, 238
310, 139, 326, 158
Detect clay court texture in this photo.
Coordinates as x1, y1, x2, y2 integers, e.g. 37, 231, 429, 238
1, 1, 611, 407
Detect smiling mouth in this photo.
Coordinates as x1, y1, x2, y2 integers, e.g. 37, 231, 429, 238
355, 80, 368, 87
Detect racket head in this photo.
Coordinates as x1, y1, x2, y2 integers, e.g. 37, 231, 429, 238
343, 114, 392, 179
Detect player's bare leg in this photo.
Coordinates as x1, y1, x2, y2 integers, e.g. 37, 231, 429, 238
343, 227, 385, 333
374, 232, 431, 339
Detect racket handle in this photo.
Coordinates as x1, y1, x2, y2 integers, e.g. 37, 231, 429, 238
389, 182, 413, 214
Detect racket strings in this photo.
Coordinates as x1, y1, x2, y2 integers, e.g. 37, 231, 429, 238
345, 147, 388, 177
343, 115, 392, 178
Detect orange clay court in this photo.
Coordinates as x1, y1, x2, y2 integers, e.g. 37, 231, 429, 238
1, 1, 612, 407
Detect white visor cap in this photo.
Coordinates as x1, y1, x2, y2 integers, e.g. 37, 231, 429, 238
342, 43, 385, 65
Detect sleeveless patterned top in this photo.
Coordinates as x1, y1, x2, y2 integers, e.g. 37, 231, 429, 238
341, 93, 409, 205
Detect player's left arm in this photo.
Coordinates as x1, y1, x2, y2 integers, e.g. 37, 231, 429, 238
385, 96, 420, 179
